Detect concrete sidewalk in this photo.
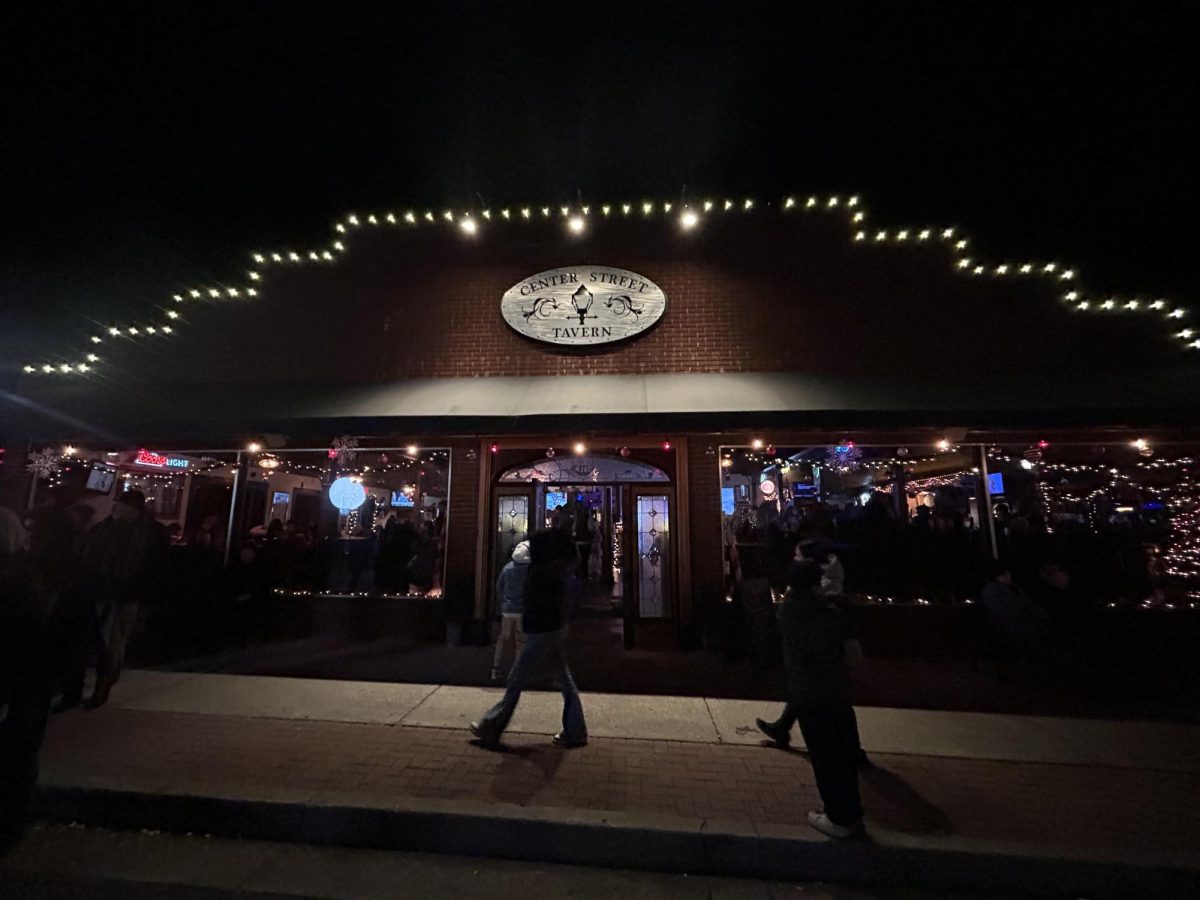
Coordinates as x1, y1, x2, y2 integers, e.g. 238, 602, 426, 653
102, 669, 1200, 771
31, 670, 1200, 897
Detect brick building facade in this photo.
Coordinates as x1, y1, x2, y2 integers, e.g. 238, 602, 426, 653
7, 196, 1198, 648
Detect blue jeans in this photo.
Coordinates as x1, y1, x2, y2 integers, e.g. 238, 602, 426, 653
477, 627, 586, 743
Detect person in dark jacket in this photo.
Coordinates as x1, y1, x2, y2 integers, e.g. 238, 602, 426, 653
757, 542, 871, 770
66, 490, 169, 709
769, 557, 865, 839
1, 507, 59, 851
980, 559, 1051, 657
377, 519, 416, 594
471, 528, 587, 748
405, 523, 438, 593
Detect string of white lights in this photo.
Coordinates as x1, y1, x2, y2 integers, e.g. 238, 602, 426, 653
21, 193, 1196, 375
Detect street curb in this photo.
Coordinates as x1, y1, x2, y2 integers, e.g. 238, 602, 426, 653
36, 783, 1199, 899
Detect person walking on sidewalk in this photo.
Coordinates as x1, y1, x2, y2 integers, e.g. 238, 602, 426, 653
757, 542, 871, 770
769, 555, 865, 839
471, 528, 587, 749
65, 490, 169, 709
491, 540, 530, 681
0, 507, 61, 851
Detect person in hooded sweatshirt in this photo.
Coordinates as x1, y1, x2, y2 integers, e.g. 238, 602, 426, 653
491, 540, 530, 681
772, 555, 865, 840
471, 528, 586, 749
757, 542, 871, 771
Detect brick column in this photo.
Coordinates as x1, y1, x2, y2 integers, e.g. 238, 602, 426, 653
686, 437, 724, 646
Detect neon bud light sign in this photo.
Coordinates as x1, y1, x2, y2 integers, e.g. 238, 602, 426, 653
135, 449, 189, 469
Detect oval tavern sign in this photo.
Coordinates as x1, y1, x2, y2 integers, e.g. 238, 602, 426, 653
501, 265, 667, 346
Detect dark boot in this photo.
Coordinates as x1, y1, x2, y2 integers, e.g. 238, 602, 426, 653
53, 692, 82, 713
755, 717, 791, 748
84, 679, 111, 710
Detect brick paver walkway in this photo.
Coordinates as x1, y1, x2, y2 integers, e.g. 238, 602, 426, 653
39, 707, 1200, 859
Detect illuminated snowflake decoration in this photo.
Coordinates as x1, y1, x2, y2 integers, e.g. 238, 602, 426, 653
824, 442, 863, 473
328, 435, 359, 468
26, 447, 62, 480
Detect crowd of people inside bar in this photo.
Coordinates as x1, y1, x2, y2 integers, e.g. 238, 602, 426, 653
721, 443, 1196, 673
14, 446, 452, 606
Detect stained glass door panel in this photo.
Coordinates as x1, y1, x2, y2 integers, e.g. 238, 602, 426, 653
635, 493, 670, 618
495, 493, 530, 577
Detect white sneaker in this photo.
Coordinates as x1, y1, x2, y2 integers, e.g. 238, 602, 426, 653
806, 810, 863, 840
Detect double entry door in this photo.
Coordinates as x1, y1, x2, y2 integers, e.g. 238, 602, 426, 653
493, 483, 674, 648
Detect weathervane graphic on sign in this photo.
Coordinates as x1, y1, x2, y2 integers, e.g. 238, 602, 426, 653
570, 285, 596, 325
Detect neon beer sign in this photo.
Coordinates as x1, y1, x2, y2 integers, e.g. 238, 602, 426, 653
135, 449, 189, 469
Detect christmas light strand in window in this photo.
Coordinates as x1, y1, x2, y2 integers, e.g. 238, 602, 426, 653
20, 193, 1196, 375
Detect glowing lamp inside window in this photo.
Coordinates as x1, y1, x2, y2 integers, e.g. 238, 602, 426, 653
329, 476, 367, 512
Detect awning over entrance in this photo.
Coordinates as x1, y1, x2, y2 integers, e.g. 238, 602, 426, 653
8, 366, 1199, 442
307, 370, 1194, 419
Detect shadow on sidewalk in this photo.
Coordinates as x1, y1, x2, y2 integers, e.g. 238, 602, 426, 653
480, 743, 567, 805
859, 766, 954, 836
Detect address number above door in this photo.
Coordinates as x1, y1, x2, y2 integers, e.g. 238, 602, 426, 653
500, 266, 667, 346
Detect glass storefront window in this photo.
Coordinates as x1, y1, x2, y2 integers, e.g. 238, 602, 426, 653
49, 448, 240, 548
719, 441, 1200, 610
720, 444, 980, 603
985, 444, 1198, 609
49, 443, 453, 599
246, 445, 451, 597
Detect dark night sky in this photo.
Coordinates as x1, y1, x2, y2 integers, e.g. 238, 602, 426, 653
3, 2, 1197, 374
